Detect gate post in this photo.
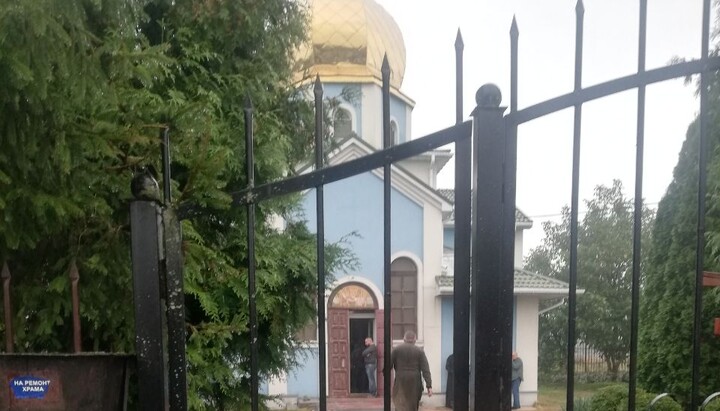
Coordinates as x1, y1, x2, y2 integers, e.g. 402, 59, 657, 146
130, 188, 167, 410
470, 84, 513, 411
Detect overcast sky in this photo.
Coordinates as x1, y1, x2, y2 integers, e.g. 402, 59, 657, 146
374, 0, 707, 256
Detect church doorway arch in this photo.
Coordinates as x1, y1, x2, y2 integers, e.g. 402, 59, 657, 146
327, 282, 385, 398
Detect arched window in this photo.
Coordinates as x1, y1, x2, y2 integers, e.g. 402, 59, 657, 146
390, 120, 399, 145
391, 257, 417, 339
333, 107, 353, 140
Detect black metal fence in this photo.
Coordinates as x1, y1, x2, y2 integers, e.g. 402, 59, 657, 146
502, 1, 720, 410
125, 1, 720, 410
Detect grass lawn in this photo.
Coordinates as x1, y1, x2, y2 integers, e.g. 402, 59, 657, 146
535, 382, 618, 411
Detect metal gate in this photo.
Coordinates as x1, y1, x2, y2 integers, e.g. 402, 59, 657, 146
127, 0, 720, 410
496, 1, 720, 410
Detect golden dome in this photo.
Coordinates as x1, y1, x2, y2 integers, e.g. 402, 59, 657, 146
296, 0, 406, 89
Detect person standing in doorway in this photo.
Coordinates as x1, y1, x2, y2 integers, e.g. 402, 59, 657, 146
363, 337, 378, 397
445, 353, 454, 409
391, 330, 432, 411
511, 351, 524, 409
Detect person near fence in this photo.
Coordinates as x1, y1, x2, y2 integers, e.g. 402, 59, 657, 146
351, 340, 367, 393
511, 351, 524, 409
445, 353, 454, 409
391, 330, 432, 411
363, 337, 378, 397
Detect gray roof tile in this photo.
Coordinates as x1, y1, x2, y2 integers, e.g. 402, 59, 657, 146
435, 268, 571, 291
436, 189, 533, 224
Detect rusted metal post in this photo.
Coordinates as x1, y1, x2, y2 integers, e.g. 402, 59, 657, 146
130, 198, 167, 410
2, 261, 13, 353
69, 259, 82, 353
164, 208, 188, 411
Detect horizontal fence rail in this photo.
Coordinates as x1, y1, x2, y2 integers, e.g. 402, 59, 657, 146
509, 56, 720, 126
230, 121, 471, 206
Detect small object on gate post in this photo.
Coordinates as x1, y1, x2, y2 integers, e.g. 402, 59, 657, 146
131, 165, 162, 203
69, 259, 82, 353
2, 261, 13, 353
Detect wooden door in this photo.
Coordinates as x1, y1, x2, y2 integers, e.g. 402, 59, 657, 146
328, 309, 349, 397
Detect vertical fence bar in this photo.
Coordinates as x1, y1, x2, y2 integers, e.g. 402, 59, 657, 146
161, 127, 172, 204
453, 28, 470, 411
381, 55, 393, 411
455, 30, 464, 124
691, 0, 711, 409
69, 259, 81, 353
164, 207, 188, 411
470, 84, 506, 411
2, 261, 12, 353
245, 97, 260, 411
510, 17, 519, 116
314, 76, 328, 411
502, 15, 521, 411
628, 1, 647, 410
131, 199, 166, 410
161, 126, 188, 410
566, 2, 584, 410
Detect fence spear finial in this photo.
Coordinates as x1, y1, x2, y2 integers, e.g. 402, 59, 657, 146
314, 74, 323, 97
455, 28, 464, 51
381, 53, 390, 79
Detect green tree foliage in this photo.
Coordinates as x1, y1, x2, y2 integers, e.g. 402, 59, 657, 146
638, 73, 720, 407
526, 180, 655, 380
0, 0, 352, 408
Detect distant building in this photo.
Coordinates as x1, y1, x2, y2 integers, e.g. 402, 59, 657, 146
264, 0, 574, 407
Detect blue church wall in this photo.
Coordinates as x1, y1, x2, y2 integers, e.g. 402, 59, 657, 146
300, 171, 424, 291
390, 94, 408, 144
440, 297, 518, 393
324, 83, 363, 137
440, 297, 453, 392
287, 347, 320, 396
324, 82, 412, 146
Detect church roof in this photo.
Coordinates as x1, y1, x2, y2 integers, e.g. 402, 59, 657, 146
436, 188, 533, 226
435, 268, 579, 297
294, 0, 406, 89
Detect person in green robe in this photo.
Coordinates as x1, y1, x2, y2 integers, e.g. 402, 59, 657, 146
391, 330, 432, 411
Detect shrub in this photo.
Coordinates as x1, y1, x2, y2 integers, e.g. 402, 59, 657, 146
589, 384, 681, 411
635, 393, 681, 411
702, 395, 720, 411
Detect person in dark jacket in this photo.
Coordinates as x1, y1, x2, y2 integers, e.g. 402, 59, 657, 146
363, 337, 378, 397
511, 351, 524, 409
391, 330, 432, 411
445, 353, 454, 408
351, 341, 367, 393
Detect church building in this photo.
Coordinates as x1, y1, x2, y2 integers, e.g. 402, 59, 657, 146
264, 0, 573, 407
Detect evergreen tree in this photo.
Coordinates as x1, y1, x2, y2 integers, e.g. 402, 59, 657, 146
638, 75, 720, 406
0, 1, 350, 408
526, 180, 654, 380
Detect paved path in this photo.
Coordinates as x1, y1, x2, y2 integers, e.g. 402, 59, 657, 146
293, 397, 536, 410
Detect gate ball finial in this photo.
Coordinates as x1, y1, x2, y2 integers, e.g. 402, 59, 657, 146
476, 83, 502, 108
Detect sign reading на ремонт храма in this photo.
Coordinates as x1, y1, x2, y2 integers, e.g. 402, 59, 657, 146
10, 375, 51, 399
